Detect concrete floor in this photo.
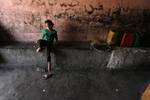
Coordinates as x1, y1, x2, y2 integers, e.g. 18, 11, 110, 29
0, 66, 149, 100
0, 44, 149, 100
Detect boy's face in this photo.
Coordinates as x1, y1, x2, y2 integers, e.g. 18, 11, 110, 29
45, 23, 53, 29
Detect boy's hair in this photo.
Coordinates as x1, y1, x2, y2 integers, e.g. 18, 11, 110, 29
45, 20, 54, 27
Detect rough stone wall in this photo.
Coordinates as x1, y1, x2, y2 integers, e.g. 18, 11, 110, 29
0, 0, 150, 42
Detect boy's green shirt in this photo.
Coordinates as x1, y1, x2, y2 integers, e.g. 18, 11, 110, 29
41, 29, 57, 42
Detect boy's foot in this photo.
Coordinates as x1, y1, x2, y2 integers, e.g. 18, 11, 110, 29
36, 48, 42, 53
42, 73, 54, 80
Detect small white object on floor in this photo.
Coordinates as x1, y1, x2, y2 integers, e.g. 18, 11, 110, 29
115, 88, 119, 92
43, 89, 46, 92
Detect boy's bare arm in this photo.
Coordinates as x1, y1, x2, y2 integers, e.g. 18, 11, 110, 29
54, 34, 58, 46
55, 33, 58, 42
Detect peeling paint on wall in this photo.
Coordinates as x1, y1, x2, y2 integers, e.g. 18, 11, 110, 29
0, 0, 150, 42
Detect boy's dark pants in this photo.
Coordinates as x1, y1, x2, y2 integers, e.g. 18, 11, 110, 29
37, 39, 54, 62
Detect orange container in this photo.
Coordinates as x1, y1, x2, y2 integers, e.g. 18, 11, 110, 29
107, 30, 117, 45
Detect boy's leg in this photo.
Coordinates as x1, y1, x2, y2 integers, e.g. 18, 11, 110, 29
48, 61, 51, 72
47, 46, 52, 72
36, 39, 46, 52
42, 46, 52, 79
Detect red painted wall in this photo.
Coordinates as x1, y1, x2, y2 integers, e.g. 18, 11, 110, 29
0, 0, 150, 42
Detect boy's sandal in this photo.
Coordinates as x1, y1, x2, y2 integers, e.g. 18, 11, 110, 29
42, 74, 49, 79
42, 73, 53, 80
36, 48, 44, 53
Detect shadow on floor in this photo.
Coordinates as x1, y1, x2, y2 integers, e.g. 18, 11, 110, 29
0, 54, 6, 64
0, 67, 14, 71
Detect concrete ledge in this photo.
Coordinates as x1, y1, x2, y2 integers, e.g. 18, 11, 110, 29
107, 48, 150, 70
0, 48, 47, 67
0, 43, 150, 70
0, 44, 110, 70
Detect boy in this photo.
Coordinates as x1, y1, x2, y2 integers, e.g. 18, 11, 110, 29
36, 20, 58, 79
